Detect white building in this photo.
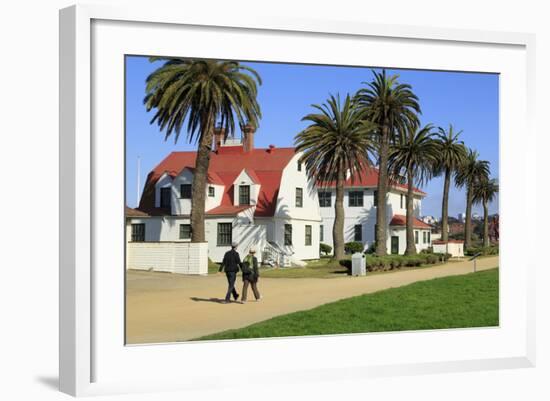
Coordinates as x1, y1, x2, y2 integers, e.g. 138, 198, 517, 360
317, 169, 432, 255
126, 127, 321, 266
421, 215, 438, 225
126, 127, 433, 267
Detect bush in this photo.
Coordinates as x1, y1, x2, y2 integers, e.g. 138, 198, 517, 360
465, 245, 499, 256
344, 241, 364, 254
364, 242, 376, 254
420, 247, 434, 254
320, 243, 333, 256
338, 259, 352, 273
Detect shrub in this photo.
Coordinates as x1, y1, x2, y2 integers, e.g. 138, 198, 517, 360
320, 243, 333, 256
420, 247, 434, 254
364, 242, 376, 254
465, 245, 499, 256
345, 241, 364, 254
338, 259, 352, 273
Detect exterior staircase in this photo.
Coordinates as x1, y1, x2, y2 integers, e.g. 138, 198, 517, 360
262, 241, 292, 267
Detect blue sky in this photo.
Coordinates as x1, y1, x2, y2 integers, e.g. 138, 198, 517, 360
126, 56, 499, 218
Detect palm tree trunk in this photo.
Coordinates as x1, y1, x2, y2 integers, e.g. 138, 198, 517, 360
464, 184, 473, 249
190, 113, 214, 243
405, 169, 416, 255
441, 168, 451, 242
333, 168, 345, 260
483, 199, 489, 248
375, 123, 390, 256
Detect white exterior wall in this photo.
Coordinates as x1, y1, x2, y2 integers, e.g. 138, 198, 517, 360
169, 169, 224, 215
387, 227, 432, 254
433, 242, 464, 257
127, 241, 208, 275
319, 187, 425, 254
275, 152, 322, 260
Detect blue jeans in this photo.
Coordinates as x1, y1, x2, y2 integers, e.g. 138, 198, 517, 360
224, 272, 239, 301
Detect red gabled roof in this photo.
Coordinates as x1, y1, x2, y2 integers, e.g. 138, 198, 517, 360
139, 146, 296, 217
389, 214, 432, 229
206, 205, 254, 216
319, 165, 426, 196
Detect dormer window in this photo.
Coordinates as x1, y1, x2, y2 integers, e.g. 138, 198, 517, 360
239, 185, 250, 205
295, 188, 303, 207
180, 184, 192, 199
208, 186, 215, 197
160, 187, 171, 209
297, 161, 302, 172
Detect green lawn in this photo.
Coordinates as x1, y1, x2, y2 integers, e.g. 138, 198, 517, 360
196, 268, 499, 341
259, 257, 350, 278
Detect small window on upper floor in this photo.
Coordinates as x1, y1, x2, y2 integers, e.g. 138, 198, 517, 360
160, 187, 171, 209
319, 191, 331, 207
348, 191, 364, 207
180, 184, 192, 199
208, 186, 215, 197
297, 161, 302, 172
295, 188, 303, 207
373, 190, 378, 207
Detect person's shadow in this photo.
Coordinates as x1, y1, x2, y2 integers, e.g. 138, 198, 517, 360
190, 297, 229, 304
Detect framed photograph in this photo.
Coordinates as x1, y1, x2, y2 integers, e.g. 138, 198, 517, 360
59, 4, 536, 397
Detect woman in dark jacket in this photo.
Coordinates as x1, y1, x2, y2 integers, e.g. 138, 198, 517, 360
241, 247, 261, 302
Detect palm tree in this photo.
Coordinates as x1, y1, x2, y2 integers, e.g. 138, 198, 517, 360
144, 58, 262, 242
388, 124, 438, 254
455, 149, 490, 249
295, 94, 376, 260
473, 178, 499, 247
356, 70, 420, 255
433, 125, 467, 242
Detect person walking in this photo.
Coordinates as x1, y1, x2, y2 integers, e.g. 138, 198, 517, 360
218, 241, 241, 303
241, 247, 261, 303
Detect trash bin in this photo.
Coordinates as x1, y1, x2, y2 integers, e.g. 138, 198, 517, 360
351, 252, 366, 276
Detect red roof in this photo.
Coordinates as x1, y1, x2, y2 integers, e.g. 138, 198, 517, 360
206, 205, 254, 216
139, 146, 296, 217
389, 214, 432, 229
320, 165, 426, 195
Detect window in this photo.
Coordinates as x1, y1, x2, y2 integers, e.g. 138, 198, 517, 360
428, 231, 431, 243
349, 191, 364, 207
423, 231, 427, 244
179, 224, 191, 240
208, 186, 215, 197
374, 224, 378, 242
239, 185, 250, 205
295, 187, 303, 207
217, 223, 232, 246
284, 224, 292, 246
415, 231, 419, 244
297, 161, 302, 172
131, 223, 145, 242
319, 191, 331, 207
160, 187, 171, 209
373, 190, 378, 207
354, 225, 362, 242
180, 184, 192, 199
305, 225, 312, 246
320, 224, 324, 242
400, 194, 404, 209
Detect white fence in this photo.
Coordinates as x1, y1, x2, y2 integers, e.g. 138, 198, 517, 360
127, 242, 208, 275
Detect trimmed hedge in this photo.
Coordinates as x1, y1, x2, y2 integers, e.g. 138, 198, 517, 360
339, 252, 451, 273
344, 241, 364, 254
465, 245, 499, 256
320, 243, 333, 256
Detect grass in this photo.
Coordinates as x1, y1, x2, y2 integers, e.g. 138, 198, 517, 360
196, 268, 499, 341
208, 258, 220, 274
259, 257, 350, 279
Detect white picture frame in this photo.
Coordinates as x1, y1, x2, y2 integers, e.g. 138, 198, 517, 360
59, 4, 536, 397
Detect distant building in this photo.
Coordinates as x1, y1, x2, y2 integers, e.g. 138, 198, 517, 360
457, 212, 466, 223
472, 212, 482, 221
421, 215, 438, 225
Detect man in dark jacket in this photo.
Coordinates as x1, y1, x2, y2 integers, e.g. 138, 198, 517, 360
218, 241, 241, 303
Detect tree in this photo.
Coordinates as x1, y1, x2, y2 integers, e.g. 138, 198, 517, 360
473, 178, 499, 247
356, 70, 420, 255
144, 58, 262, 242
295, 94, 376, 260
388, 124, 438, 254
455, 149, 490, 248
433, 125, 467, 242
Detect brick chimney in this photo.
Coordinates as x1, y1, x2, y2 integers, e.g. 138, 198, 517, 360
213, 127, 226, 151
242, 124, 255, 152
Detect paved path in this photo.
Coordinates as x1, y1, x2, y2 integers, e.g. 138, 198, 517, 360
126, 256, 499, 344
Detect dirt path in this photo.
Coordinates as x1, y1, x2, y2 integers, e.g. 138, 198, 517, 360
126, 256, 499, 344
